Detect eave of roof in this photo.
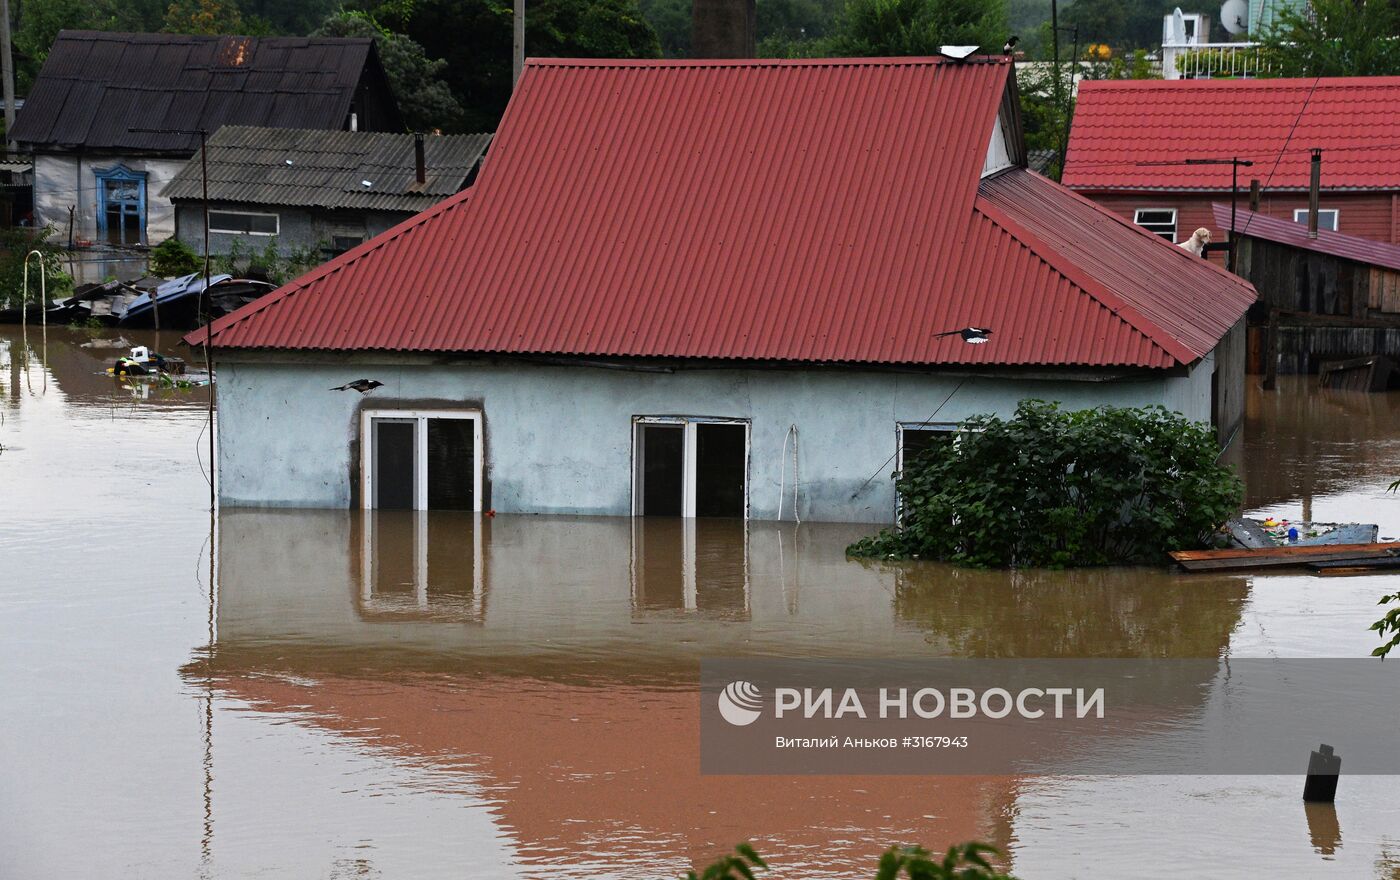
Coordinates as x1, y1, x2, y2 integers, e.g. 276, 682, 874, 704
1215, 202, 1400, 272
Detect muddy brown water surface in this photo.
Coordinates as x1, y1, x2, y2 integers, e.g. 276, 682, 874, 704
4, 327, 1400, 879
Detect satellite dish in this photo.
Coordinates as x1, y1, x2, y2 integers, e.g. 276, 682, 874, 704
1170, 7, 1186, 42
1220, 0, 1248, 34
939, 45, 980, 60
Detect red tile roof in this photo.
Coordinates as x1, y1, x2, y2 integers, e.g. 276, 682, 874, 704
1063, 77, 1400, 193
193, 57, 1255, 370
1213, 202, 1400, 272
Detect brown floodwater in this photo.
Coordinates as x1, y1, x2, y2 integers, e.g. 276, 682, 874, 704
3, 326, 1400, 879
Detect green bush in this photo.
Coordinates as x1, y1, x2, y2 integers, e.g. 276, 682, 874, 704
848, 401, 1242, 568
150, 238, 201, 277
0, 224, 72, 308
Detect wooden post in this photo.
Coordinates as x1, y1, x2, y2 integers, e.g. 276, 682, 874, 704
1249, 178, 1261, 212
1263, 308, 1279, 391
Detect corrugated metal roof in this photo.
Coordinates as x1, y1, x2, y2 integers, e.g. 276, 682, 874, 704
192, 57, 1254, 369
160, 126, 490, 212
1063, 77, 1400, 192
11, 31, 400, 153
1213, 203, 1400, 272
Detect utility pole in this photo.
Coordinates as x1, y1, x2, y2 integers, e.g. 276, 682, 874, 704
1, 0, 15, 152
1139, 156, 1254, 271
513, 0, 525, 88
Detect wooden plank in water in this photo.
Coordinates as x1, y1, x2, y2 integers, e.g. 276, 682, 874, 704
1172, 542, 1388, 562
1172, 545, 1399, 573
1309, 556, 1400, 576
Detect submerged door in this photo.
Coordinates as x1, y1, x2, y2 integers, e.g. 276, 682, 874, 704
633, 418, 748, 518
364, 411, 482, 511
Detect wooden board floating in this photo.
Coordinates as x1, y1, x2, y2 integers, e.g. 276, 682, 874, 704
1171, 543, 1400, 573
1309, 556, 1400, 577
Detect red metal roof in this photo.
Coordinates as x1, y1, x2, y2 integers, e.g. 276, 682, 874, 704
194, 57, 1254, 369
1063, 77, 1400, 193
1213, 202, 1400, 272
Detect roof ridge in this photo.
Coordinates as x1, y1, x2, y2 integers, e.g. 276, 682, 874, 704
187, 187, 475, 347
525, 56, 1012, 69
972, 197, 1193, 366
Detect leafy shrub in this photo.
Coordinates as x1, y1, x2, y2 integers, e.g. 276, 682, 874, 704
848, 401, 1242, 568
213, 237, 324, 287
150, 238, 201, 277
687, 842, 1013, 880
0, 224, 72, 308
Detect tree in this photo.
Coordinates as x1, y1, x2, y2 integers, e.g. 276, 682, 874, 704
1261, 0, 1400, 77
400, 0, 661, 133
314, 10, 465, 132
162, 0, 246, 34
761, 0, 1006, 60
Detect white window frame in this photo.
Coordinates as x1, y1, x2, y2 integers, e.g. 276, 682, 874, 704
630, 416, 750, 519
1133, 208, 1178, 241
360, 409, 483, 511
896, 421, 961, 473
1293, 208, 1339, 232
208, 209, 280, 236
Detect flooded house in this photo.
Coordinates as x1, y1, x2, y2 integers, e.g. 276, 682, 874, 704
163, 126, 492, 260
191, 56, 1256, 523
10, 30, 401, 249
1062, 77, 1400, 250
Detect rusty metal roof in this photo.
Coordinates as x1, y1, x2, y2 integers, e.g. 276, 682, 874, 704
11, 31, 400, 154
193, 57, 1254, 369
1214, 203, 1400, 273
161, 126, 490, 212
1063, 77, 1400, 193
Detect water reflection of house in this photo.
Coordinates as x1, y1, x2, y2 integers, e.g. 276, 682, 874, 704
198, 510, 1251, 873
11, 31, 400, 250
193, 56, 1255, 524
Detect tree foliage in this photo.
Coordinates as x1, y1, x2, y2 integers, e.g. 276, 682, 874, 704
848, 402, 1243, 568
388, 0, 660, 133
314, 10, 465, 132
761, 0, 1005, 58
162, 0, 246, 35
1260, 0, 1400, 78
0, 225, 72, 308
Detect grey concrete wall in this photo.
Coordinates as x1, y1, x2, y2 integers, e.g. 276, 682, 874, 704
216, 356, 1216, 523
176, 203, 415, 258
34, 152, 185, 242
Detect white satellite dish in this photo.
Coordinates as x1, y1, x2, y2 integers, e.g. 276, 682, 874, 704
1220, 0, 1248, 34
939, 45, 980, 60
1170, 7, 1186, 42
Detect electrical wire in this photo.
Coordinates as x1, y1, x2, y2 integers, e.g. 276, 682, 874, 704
848, 377, 969, 502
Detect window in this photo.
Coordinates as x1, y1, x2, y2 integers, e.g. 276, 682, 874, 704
208, 210, 279, 236
360, 410, 483, 511
897, 423, 960, 473
95, 165, 146, 246
1293, 209, 1339, 232
1134, 208, 1178, 241
632, 417, 749, 518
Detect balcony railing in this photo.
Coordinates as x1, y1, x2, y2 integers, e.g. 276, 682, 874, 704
1161, 41, 1271, 80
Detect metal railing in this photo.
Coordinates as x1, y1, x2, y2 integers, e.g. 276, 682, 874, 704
1161, 41, 1270, 80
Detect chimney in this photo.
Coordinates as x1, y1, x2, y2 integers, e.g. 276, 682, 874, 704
1308, 148, 1322, 239
414, 132, 426, 186
349, 111, 358, 132
692, 0, 756, 58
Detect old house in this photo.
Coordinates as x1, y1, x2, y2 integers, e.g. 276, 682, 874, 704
163, 126, 491, 260
10, 31, 401, 248
190, 57, 1255, 523
1222, 203, 1400, 375
1063, 77, 1400, 250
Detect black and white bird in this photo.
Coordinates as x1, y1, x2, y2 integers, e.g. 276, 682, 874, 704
1003, 36, 1019, 55
934, 327, 993, 345
331, 379, 384, 393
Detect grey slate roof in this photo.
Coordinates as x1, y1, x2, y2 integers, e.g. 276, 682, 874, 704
161, 126, 491, 212
11, 31, 397, 153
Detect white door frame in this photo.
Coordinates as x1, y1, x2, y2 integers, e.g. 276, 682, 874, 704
631, 416, 750, 518
361, 409, 484, 511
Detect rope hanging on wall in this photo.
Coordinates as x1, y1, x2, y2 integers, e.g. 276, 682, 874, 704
778, 423, 801, 524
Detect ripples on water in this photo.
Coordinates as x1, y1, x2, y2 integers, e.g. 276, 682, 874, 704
3, 328, 1400, 879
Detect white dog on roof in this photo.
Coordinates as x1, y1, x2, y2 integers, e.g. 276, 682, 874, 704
1178, 227, 1211, 257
